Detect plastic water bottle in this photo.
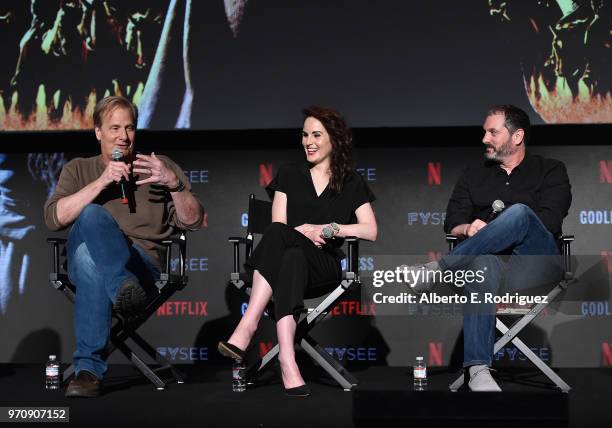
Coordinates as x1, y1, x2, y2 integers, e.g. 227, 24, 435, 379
413, 356, 427, 390
232, 360, 246, 392
45, 355, 60, 390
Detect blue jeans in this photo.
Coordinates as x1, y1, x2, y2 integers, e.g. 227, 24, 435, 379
439, 204, 563, 368
67, 204, 159, 378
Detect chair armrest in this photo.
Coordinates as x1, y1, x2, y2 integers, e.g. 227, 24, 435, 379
161, 232, 187, 277
228, 237, 248, 273
345, 236, 360, 274
47, 237, 67, 275
559, 235, 574, 276
47, 238, 67, 244
446, 234, 459, 251
161, 237, 186, 245
228, 236, 255, 273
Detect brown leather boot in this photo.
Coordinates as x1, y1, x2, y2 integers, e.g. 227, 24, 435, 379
65, 370, 102, 398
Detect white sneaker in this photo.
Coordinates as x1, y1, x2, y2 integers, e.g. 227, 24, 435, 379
468, 365, 502, 392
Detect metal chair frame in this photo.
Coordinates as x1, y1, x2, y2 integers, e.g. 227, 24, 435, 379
47, 233, 189, 390
445, 234, 575, 393
228, 194, 361, 391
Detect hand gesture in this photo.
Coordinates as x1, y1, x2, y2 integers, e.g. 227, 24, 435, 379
98, 160, 130, 187
133, 152, 178, 187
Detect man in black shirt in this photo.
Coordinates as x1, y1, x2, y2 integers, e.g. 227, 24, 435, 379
412, 105, 571, 391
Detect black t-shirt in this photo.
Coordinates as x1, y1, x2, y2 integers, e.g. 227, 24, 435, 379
266, 163, 376, 248
444, 154, 572, 237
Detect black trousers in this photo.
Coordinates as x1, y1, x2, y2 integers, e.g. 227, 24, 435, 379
245, 222, 342, 320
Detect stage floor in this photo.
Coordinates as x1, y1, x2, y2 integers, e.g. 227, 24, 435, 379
0, 364, 610, 427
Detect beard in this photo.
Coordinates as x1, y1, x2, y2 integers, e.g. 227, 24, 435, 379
484, 138, 516, 161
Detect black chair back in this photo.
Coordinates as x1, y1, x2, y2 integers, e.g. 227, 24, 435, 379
247, 193, 272, 235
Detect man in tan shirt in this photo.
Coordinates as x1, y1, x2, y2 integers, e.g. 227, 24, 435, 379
44, 96, 204, 397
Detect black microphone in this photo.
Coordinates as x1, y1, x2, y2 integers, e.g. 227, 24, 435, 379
485, 199, 505, 222
111, 149, 129, 205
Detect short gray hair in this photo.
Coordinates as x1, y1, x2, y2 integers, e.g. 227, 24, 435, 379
93, 96, 138, 128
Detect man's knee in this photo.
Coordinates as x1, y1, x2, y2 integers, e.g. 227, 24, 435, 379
500, 203, 536, 222
68, 243, 97, 281
462, 255, 503, 292
76, 204, 115, 228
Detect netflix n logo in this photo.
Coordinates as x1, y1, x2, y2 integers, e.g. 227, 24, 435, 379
427, 162, 441, 186
259, 341, 275, 358
259, 163, 274, 186
602, 343, 612, 367
601, 251, 612, 274
600, 161, 612, 184
428, 341, 443, 366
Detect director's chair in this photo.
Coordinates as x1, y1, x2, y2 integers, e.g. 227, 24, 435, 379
446, 234, 575, 392
47, 233, 188, 390
228, 194, 361, 391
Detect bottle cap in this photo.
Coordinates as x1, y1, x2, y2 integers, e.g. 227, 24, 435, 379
416, 356, 423, 361
49, 355, 57, 360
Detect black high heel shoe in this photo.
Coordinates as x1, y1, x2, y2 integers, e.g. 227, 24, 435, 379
217, 341, 246, 361
284, 384, 311, 398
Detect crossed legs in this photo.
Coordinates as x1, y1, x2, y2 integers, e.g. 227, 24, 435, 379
225, 223, 340, 390
227, 270, 305, 388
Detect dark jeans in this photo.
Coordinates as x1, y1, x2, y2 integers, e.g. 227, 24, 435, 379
439, 204, 563, 368
67, 204, 159, 378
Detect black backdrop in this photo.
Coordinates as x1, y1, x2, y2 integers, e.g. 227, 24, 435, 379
0, 124, 610, 368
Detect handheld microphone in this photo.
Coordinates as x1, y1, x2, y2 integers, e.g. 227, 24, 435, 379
485, 199, 505, 222
111, 149, 129, 204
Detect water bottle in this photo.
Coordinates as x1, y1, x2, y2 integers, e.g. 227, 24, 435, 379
232, 360, 246, 392
413, 356, 427, 390
45, 355, 60, 390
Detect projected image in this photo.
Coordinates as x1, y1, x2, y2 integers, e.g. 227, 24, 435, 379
0, 0, 610, 131
0, 154, 34, 314
0, 152, 65, 314
489, 0, 611, 123
0, 0, 165, 130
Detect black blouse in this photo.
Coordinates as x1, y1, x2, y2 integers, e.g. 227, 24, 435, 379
266, 163, 376, 249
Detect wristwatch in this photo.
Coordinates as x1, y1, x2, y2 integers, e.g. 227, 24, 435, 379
166, 179, 186, 193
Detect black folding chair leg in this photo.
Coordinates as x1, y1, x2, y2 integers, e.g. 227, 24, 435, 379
128, 330, 185, 384
496, 318, 571, 392
450, 282, 569, 391
303, 283, 353, 327
62, 364, 76, 384
450, 315, 572, 392
113, 339, 167, 390
247, 344, 280, 381
300, 334, 358, 391
494, 286, 565, 352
